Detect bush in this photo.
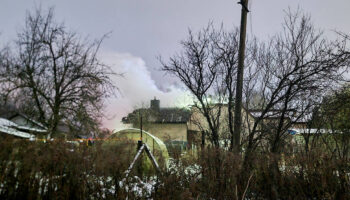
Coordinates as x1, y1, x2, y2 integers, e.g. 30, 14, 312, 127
155, 149, 350, 200
0, 139, 145, 199
1, 138, 349, 199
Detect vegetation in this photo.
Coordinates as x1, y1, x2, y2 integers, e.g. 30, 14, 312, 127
158, 9, 350, 199
1, 5, 350, 200
308, 85, 350, 159
0, 138, 144, 199
0, 8, 116, 137
1, 139, 350, 199
162, 9, 350, 153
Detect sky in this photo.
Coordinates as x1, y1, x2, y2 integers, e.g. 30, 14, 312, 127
1, 0, 350, 130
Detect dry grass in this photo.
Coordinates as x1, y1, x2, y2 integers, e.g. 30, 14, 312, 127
1, 138, 349, 199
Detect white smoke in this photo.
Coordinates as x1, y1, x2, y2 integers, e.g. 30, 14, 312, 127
100, 52, 193, 131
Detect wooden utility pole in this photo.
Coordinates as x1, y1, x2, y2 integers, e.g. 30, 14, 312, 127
233, 0, 249, 152
139, 110, 143, 141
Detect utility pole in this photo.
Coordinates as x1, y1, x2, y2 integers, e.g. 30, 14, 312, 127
138, 110, 143, 151
140, 110, 143, 141
233, 0, 249, 152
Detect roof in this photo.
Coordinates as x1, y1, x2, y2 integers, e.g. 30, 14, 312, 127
289, 128, 339, 135
248, 109, 310, 123
0, 118, 18, 127
9, 113, 47, 130
249, 109, 290, 119
152, 108, 191, 123
122, 108, 191, 124
0, 115, 46, 133
0, 118, 35, 139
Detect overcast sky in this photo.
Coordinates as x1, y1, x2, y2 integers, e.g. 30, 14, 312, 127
1, 0, 350, 130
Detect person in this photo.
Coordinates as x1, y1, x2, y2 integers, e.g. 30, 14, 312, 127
88, 137, 94, 146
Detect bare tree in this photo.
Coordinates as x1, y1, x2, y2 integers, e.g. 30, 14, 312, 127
244, 9, 350, 155
0, 8, 116, 137
211, 27, 241, 150
240, 10, 350, 198
161, 25, 243, 148
162, 9, 350, 155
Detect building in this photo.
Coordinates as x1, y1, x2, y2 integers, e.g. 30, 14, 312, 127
0, 104, 48, 139
187, 104, 256, 147
122, 98, 191, 146
123, 98, 314, 150
0, 117, 44, 139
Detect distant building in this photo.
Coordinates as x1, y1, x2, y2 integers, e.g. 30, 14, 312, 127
187, 104, 256, 147
0, 103, 95, 139
122, 98, 313, 150
122, 98, 191, 145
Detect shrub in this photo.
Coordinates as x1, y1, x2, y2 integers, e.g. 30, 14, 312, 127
1, 139, 349, 199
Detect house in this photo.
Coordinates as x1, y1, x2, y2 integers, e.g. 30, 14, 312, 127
122, 98, 315, 150
187, 104, 256, 147
0, 103, 93, 139
122, 99, 262, 148
0, 118, 36, 139
187, 106, 314, 148
122, 98, 191, 146
0, 104, 48, 138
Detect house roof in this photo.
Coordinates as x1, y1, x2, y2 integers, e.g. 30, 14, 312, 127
152, 108, 191, 123
248, 109, 310, 123
9, 113, 47, 130
0, 118, 35, 139
289, 128, 338, 135
0, 118, 18, 127
249, 109, 290, 119
122, 108, 191, 124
